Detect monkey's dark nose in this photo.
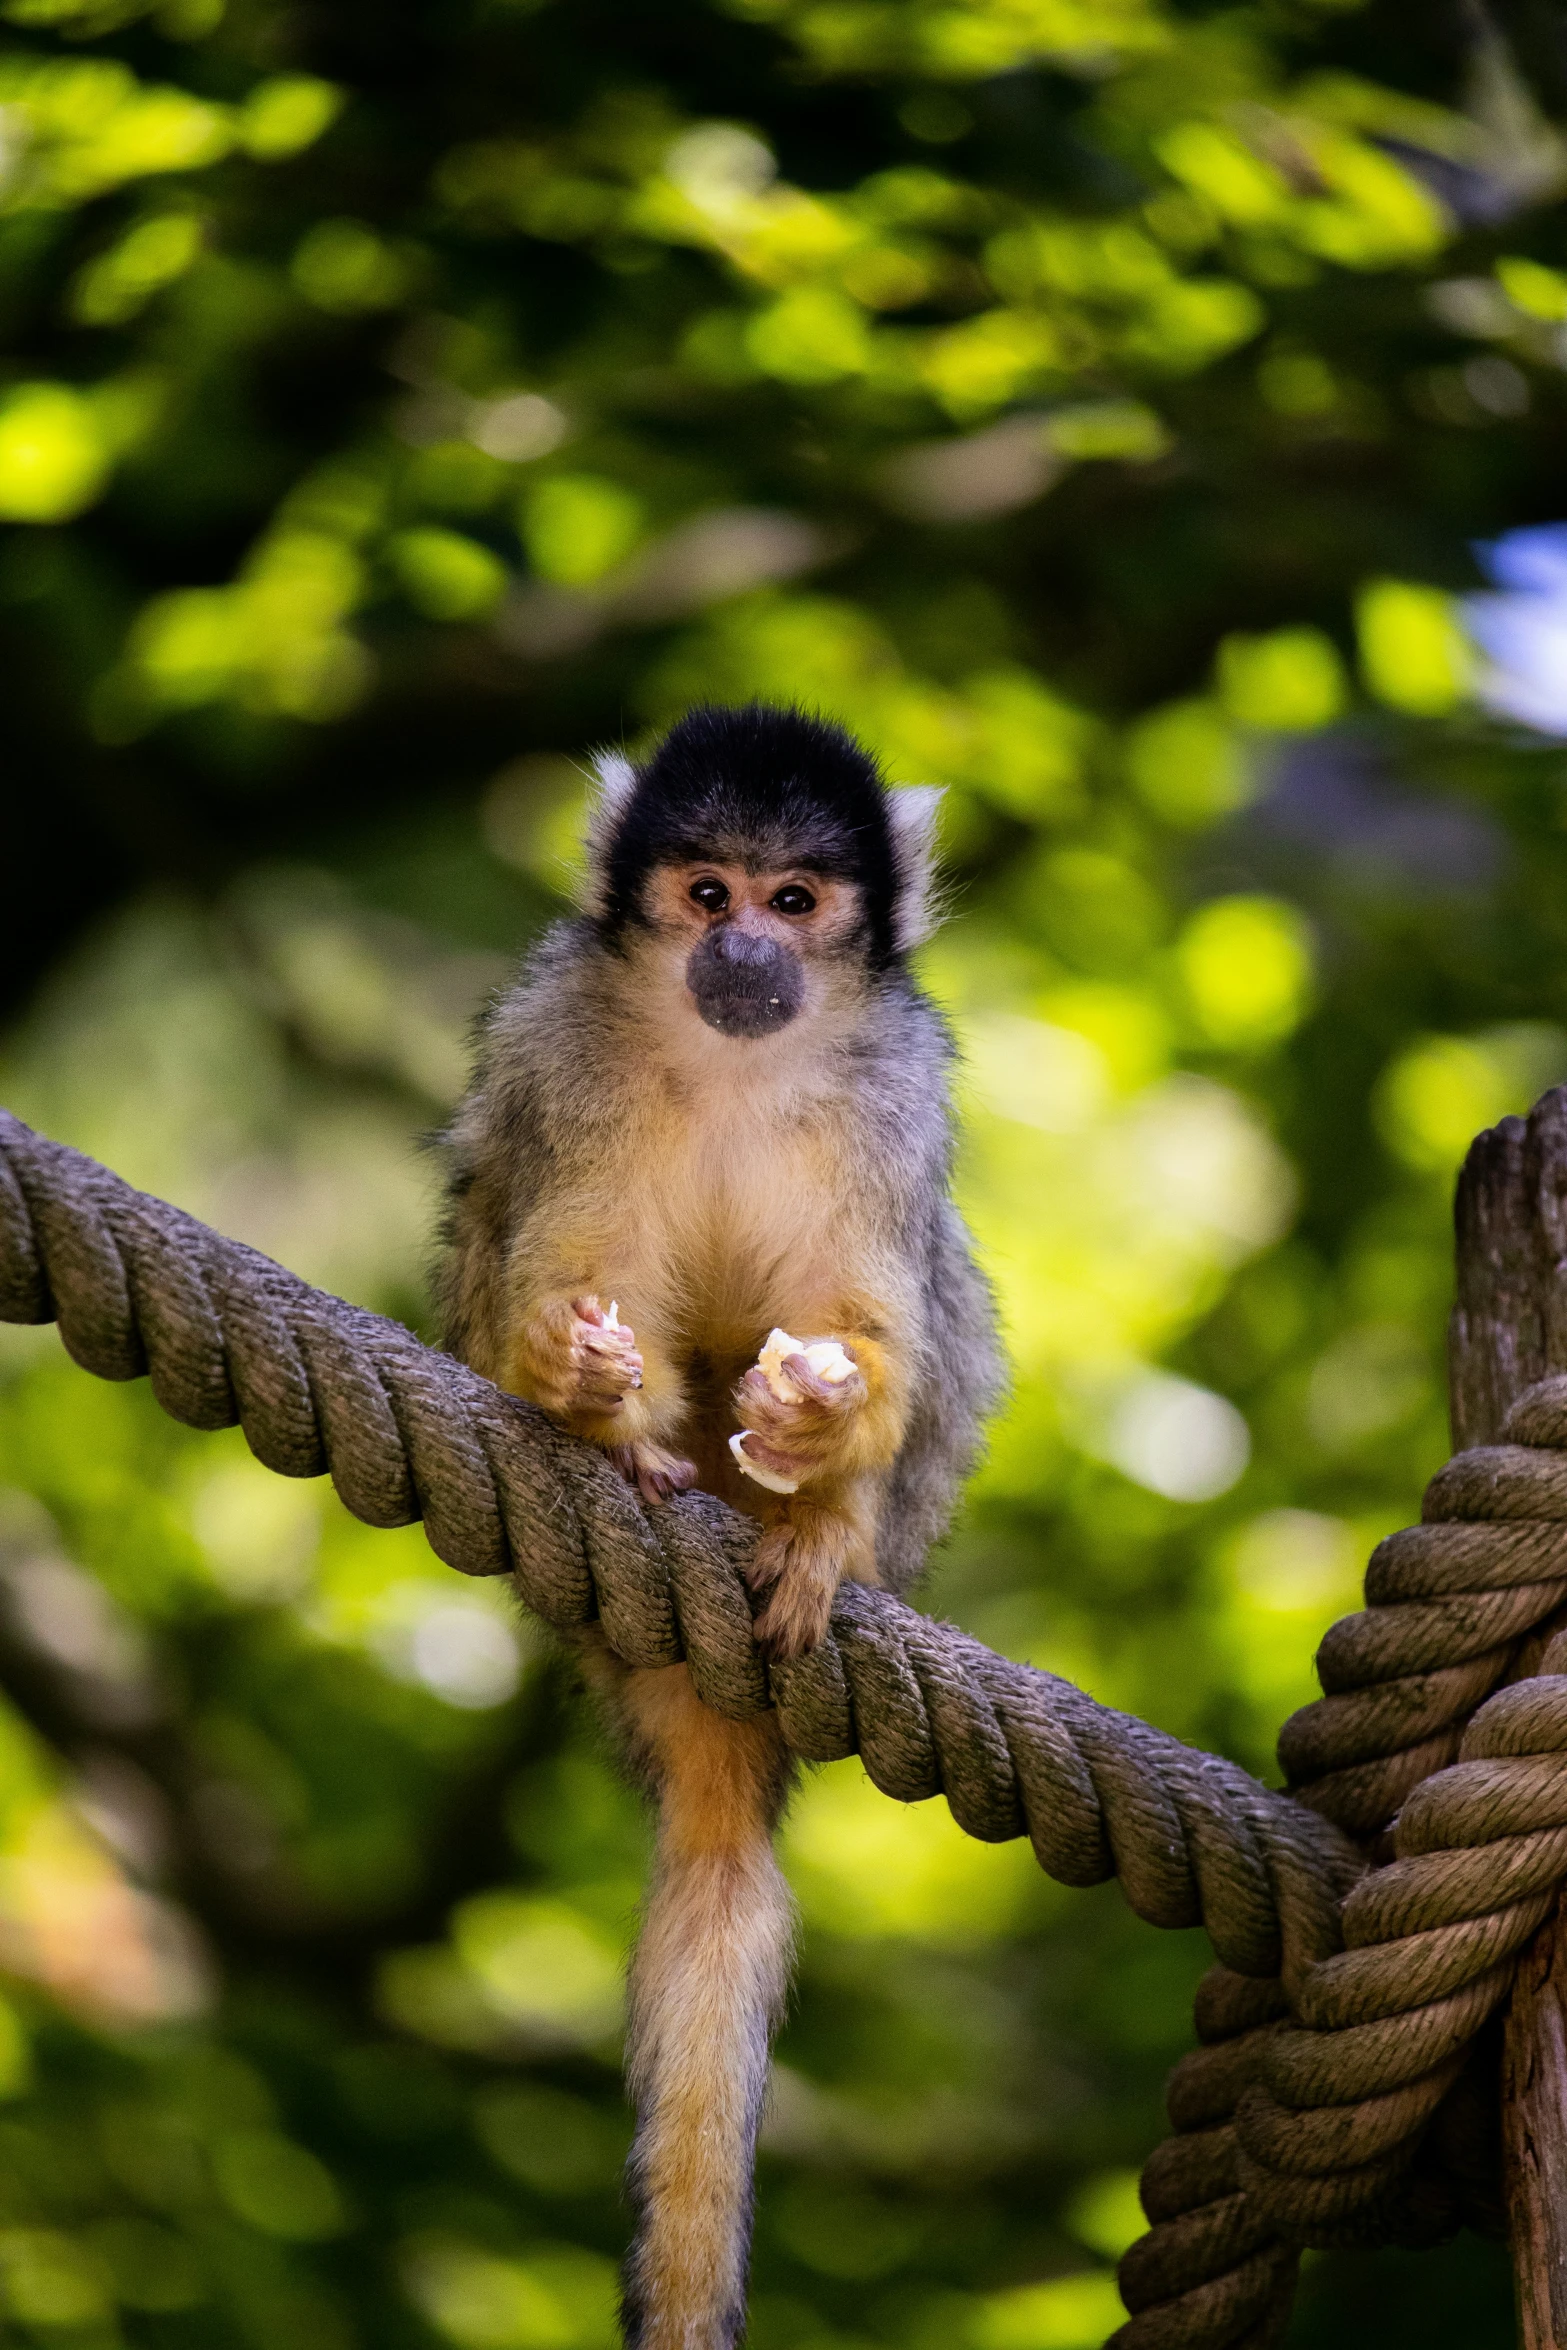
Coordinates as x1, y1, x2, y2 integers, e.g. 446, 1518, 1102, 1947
685, 925, 805, 1038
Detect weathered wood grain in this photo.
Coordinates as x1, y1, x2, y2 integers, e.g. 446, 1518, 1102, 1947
1452, 1091, 1567, 2347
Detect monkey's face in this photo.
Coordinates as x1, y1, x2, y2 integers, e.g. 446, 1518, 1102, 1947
642, 862, 863, 1040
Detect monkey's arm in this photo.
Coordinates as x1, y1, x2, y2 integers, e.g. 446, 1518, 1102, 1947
730, 1293, 917, 1658
442, 1065, 696, 1501
874, 1199, 1003, 1593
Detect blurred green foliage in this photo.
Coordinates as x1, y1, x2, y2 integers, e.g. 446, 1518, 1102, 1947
5, 0, 1567, 2341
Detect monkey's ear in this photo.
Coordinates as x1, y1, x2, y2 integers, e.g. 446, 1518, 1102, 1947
886, 785, 944, 951
581, 748, 639, 908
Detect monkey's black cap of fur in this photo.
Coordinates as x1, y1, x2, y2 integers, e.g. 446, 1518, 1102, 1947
604, 704, 904, 967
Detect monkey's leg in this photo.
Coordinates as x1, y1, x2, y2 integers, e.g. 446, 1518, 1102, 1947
616, 1664, 794, 2350
746, 1489, 876, 1657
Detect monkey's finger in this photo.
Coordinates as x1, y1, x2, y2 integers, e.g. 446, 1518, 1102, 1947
743, 1524, 795, 1590
574, 1345, 642, 1397
782, 1352, 865, 1408
575, 1312, 629, 1344
735, 1432, 806, 1482
736, 1398, 827, 1459
577, 1325, 642, 1369
579, 1326, 639, 1365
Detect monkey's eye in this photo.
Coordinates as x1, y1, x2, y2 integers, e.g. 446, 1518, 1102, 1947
689, 878, 730, 913
770, 884, 817, 916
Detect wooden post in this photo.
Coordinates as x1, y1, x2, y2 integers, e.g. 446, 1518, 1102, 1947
1450, 1089, 1567, 2346
1503, 1918, 1567, 2348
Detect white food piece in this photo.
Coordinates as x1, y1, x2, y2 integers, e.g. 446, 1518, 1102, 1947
728, 1431, 801, 1495
603, 1301, 620, 1330
730, 1330, 855, 1494
756, 1327, 855, 1401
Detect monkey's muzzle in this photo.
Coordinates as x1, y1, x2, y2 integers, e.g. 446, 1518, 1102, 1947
686, 926, 805, 1038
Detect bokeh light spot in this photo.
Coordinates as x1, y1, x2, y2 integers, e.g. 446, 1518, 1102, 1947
1357, 579, 1472, 715
390, 527, 509, 621
972, 2270, 1127, 2350
239, 75, 343, 159
1102, 1373, 1250, 1502
521, 474, 646, 585
1217, 627, 1346, 732
1175, 897, 1314, 1051
0, 384, 110, 522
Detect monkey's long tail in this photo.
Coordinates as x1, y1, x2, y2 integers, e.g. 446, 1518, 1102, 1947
618, 1664, 795, 2350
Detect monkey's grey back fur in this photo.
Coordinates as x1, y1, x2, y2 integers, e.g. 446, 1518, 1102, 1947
877, 1192, 1003, 1589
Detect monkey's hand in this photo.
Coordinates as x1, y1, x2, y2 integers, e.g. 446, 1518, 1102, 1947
731, 1347, 868, 1494
508, 1300, 697, 1498
514, 1294, 644, 1420
567, 1295, 645, 1411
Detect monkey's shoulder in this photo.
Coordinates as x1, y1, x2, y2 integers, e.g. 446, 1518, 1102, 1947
460, 924, 636, 1133
839, 976, 958, 1156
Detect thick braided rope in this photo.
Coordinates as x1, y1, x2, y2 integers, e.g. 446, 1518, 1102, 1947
12, 1108, 1567, 2350
1114, 1383, 1567, 2348
0, 1109, 1359, 1986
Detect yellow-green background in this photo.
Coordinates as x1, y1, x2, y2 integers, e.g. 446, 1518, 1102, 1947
0, 0, 1555, 2340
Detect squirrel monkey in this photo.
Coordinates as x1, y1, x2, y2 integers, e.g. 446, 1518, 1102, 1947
441, 704, 1001, 2348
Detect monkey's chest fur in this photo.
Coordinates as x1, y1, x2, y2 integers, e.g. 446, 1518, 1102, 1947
613, 1092, 876, 1508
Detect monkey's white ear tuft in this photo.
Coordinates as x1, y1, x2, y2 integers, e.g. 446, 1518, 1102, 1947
886, 784, 945, 951
589, 748, 637, 825
581, 748, 640, 907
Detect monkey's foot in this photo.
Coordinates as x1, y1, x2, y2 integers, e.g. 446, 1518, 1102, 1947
746, 1519, 847, 1660
611, 1440, 697, 1507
